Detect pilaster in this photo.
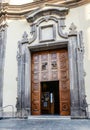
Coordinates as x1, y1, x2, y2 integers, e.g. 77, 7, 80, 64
16, 32, 30, 117
68, 23, 86, 118
0, 20, 7, 117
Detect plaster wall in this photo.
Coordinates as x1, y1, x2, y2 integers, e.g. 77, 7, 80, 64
3, 19, 30, 113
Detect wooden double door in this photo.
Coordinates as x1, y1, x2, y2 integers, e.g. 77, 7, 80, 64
31, 49, 70, 115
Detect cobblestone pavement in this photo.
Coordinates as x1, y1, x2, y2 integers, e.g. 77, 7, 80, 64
0, 118, 90, 130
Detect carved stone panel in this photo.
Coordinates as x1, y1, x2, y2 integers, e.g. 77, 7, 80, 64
39, 25, 56, 42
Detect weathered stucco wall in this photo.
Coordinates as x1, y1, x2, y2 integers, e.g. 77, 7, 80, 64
3, 3, 90, 114
3, 20, 30, 114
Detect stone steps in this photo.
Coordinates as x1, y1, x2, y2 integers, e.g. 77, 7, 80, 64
28, 115, 71, 120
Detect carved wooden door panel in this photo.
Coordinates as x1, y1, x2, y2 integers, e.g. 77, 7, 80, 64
31, 52, 50, 115
50, 51, 58, 81
31, 54, 40, 115
31, 49, 70, 115
59, 50, 70, 115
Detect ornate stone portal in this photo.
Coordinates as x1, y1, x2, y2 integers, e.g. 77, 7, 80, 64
17, 6, 87, 118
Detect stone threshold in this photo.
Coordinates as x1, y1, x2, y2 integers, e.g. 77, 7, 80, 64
28, 115, 71, 120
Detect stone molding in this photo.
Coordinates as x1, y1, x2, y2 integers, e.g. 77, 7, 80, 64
25, 7, 69, 44
26, 6, 69, 22
0, 0, 90, 19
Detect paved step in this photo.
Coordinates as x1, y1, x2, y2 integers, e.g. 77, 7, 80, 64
28, 115, 71, 120
0, 118, 90, 130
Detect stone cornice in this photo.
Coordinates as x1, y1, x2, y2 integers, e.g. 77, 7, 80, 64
0, 0, 90, 20
26, 6, 69, 22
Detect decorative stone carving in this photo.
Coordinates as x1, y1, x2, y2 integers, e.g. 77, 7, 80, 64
26, 7, 69, 23
69, 23, 77, 35
39, 24, 56, 42
36, 16, 58, 26
29, 24, 37, 43
16, 97, 20, 111
16, 41, 22, 60
26, 7, 69, 44
44, 16, 50, 22
21, 31, 28, 43
58, 18, 68, 38
81, 95, 88, 111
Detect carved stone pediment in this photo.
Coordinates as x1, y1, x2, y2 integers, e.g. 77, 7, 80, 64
26, 6, 69, 23
22, 6, 69, 44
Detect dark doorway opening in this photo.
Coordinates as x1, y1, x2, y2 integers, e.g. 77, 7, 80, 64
41, 81, 59, 115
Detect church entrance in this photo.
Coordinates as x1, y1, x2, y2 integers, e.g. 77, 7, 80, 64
41, 81, 59, 115
31, 48, 70, 116
17, 6, 86, 118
